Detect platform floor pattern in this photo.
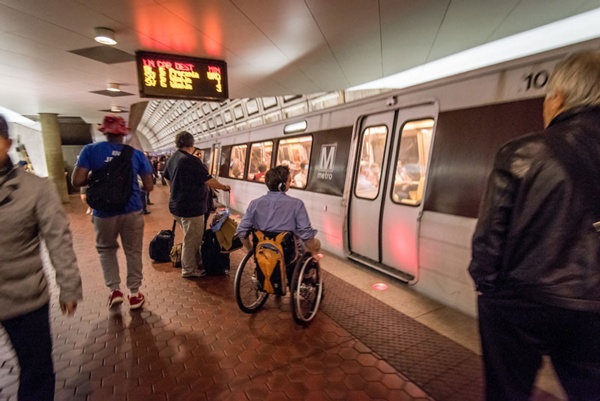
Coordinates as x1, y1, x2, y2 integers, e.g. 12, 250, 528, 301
0, 185, 563, 401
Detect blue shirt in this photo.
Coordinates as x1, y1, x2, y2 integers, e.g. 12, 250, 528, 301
76, 142, 153, 217
235, 191, 317, 241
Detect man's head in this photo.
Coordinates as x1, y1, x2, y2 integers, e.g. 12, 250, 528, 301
0, 115, 13, 166
175, 131, 194, 149
265, 165, 291, 192
544, 51, 600, 126
98, 115, 129, 135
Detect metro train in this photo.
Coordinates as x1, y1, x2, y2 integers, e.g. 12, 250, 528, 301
194, 39, 600, 317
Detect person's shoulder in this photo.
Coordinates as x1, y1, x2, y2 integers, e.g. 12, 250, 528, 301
497, 131, 545, 158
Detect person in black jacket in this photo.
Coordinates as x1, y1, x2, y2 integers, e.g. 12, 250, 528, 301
469, 51, 600, 401
163, 132, 230, 279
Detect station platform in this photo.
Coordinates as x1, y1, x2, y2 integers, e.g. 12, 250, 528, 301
0, 184, 565, 401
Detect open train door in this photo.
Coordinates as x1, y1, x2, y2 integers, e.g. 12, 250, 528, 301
346, 102, 437, 282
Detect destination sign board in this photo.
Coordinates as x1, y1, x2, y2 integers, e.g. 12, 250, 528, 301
136, 51, 228, 101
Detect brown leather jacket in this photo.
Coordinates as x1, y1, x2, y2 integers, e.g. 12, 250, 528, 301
469, 106, 600, 312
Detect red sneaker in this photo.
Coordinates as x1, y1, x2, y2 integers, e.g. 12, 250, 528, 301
128, 292, 145, 309
108, 290, 124, 308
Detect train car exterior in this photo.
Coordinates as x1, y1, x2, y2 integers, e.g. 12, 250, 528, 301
196, 39, 600, 317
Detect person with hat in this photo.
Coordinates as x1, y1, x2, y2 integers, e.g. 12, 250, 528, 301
0, 114, 83, 401
72, 115, 154, 309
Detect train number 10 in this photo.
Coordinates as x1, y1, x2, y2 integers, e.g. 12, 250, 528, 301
523, 70, 549, 91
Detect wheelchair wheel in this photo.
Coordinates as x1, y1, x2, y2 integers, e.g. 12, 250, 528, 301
290, 253, 324, 325
234, 251, 269, 313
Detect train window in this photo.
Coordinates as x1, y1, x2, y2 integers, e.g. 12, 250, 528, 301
246, 141, 273, 182
355, 125, 388, 200
276, 135, 312, 189
201, 148, 211, 167
218, 146, 231, 178
391, 119, 434, 205
229, 144, 248, 179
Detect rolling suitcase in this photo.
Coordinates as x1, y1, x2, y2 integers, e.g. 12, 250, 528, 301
149, 220, 177, 263
201, 229, 230, 275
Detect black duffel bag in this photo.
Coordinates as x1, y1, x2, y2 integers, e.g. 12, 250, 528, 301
149, 220, 176, 263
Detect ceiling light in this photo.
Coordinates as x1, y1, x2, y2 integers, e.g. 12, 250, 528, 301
94, 27, 117, 45
106, 83, 120, 92
110, 105, 122, 112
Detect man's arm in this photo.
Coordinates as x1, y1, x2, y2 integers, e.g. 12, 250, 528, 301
140, 173, 154, 192
205, 177, 230, 191
468, 148, 518, 293
71, 166, 90, 187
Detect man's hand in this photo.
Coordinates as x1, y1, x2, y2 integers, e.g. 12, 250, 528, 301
60, 301, 78, 316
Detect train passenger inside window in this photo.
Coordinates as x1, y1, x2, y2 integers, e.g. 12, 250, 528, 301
235, 165, 321, 256
368, 162, 381, 187
253, 163, 267, 182
355, 161, 377, 198
292, 161, 308, 188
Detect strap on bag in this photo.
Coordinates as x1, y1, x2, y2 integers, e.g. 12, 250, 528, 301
171, 219, 177, 234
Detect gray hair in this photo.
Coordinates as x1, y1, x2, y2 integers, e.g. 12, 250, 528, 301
175, 131, 194, 149
546, 51, 600, 108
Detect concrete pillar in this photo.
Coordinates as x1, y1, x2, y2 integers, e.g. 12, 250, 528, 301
39, 113, 69, 203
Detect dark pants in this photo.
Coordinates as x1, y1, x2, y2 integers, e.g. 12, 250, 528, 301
2, 303, 55, 401
478, 295, 600, 401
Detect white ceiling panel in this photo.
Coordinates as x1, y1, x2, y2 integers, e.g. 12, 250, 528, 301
0, 0, 597, 129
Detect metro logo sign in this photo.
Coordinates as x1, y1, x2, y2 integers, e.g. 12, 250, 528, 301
317, 144, 336, 180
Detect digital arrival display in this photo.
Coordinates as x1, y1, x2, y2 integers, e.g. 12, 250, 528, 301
135, 51, 228, 101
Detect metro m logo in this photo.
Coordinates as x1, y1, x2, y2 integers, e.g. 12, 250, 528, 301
319, 144, 337, 171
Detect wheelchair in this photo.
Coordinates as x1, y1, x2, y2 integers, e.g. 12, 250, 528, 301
233, 231, 324, 325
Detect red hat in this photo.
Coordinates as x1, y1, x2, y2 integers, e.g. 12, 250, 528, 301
98, 115, 129, 135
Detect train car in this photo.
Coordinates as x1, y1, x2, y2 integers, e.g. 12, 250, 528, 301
195, 39, 600, 317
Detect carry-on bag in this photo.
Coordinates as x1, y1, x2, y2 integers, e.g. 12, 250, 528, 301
201, 192, 240, 275
149, 220, 177, 263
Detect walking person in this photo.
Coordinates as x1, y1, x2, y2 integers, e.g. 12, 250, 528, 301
468, 51, 600, 401
72, 115, 154, 309
0, 114, 83, 401
163, 131, 230, 278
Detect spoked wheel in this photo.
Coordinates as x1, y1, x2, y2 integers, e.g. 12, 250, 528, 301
290, 254, 324, 325
234, 251, 269, 313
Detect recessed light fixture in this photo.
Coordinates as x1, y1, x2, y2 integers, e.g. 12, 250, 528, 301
110, 105, 122, 112
106, 83, 120, 92
94, 27, 117, 45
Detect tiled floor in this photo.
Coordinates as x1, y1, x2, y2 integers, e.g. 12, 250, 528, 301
0, 184, 564, 401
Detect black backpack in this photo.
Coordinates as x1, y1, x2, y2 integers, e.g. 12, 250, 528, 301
86, 145, 134, 213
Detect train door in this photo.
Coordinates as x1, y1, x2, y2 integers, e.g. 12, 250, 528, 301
347, 103, 437, 281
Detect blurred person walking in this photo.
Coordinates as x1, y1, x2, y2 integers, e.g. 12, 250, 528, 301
0, 115, 83, 401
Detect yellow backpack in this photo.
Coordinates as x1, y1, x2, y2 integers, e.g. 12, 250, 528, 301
253, 231, 293, 296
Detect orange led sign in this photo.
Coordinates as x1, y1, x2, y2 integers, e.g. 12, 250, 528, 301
135, 51, 228, 101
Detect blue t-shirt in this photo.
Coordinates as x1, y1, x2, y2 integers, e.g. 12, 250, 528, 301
76, 142, 153, 217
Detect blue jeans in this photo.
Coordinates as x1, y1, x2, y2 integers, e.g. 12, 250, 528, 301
2, 304, 54, 401
93, 211, 145, 293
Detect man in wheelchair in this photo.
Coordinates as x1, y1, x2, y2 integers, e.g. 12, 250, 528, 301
235, 165, 321, 262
